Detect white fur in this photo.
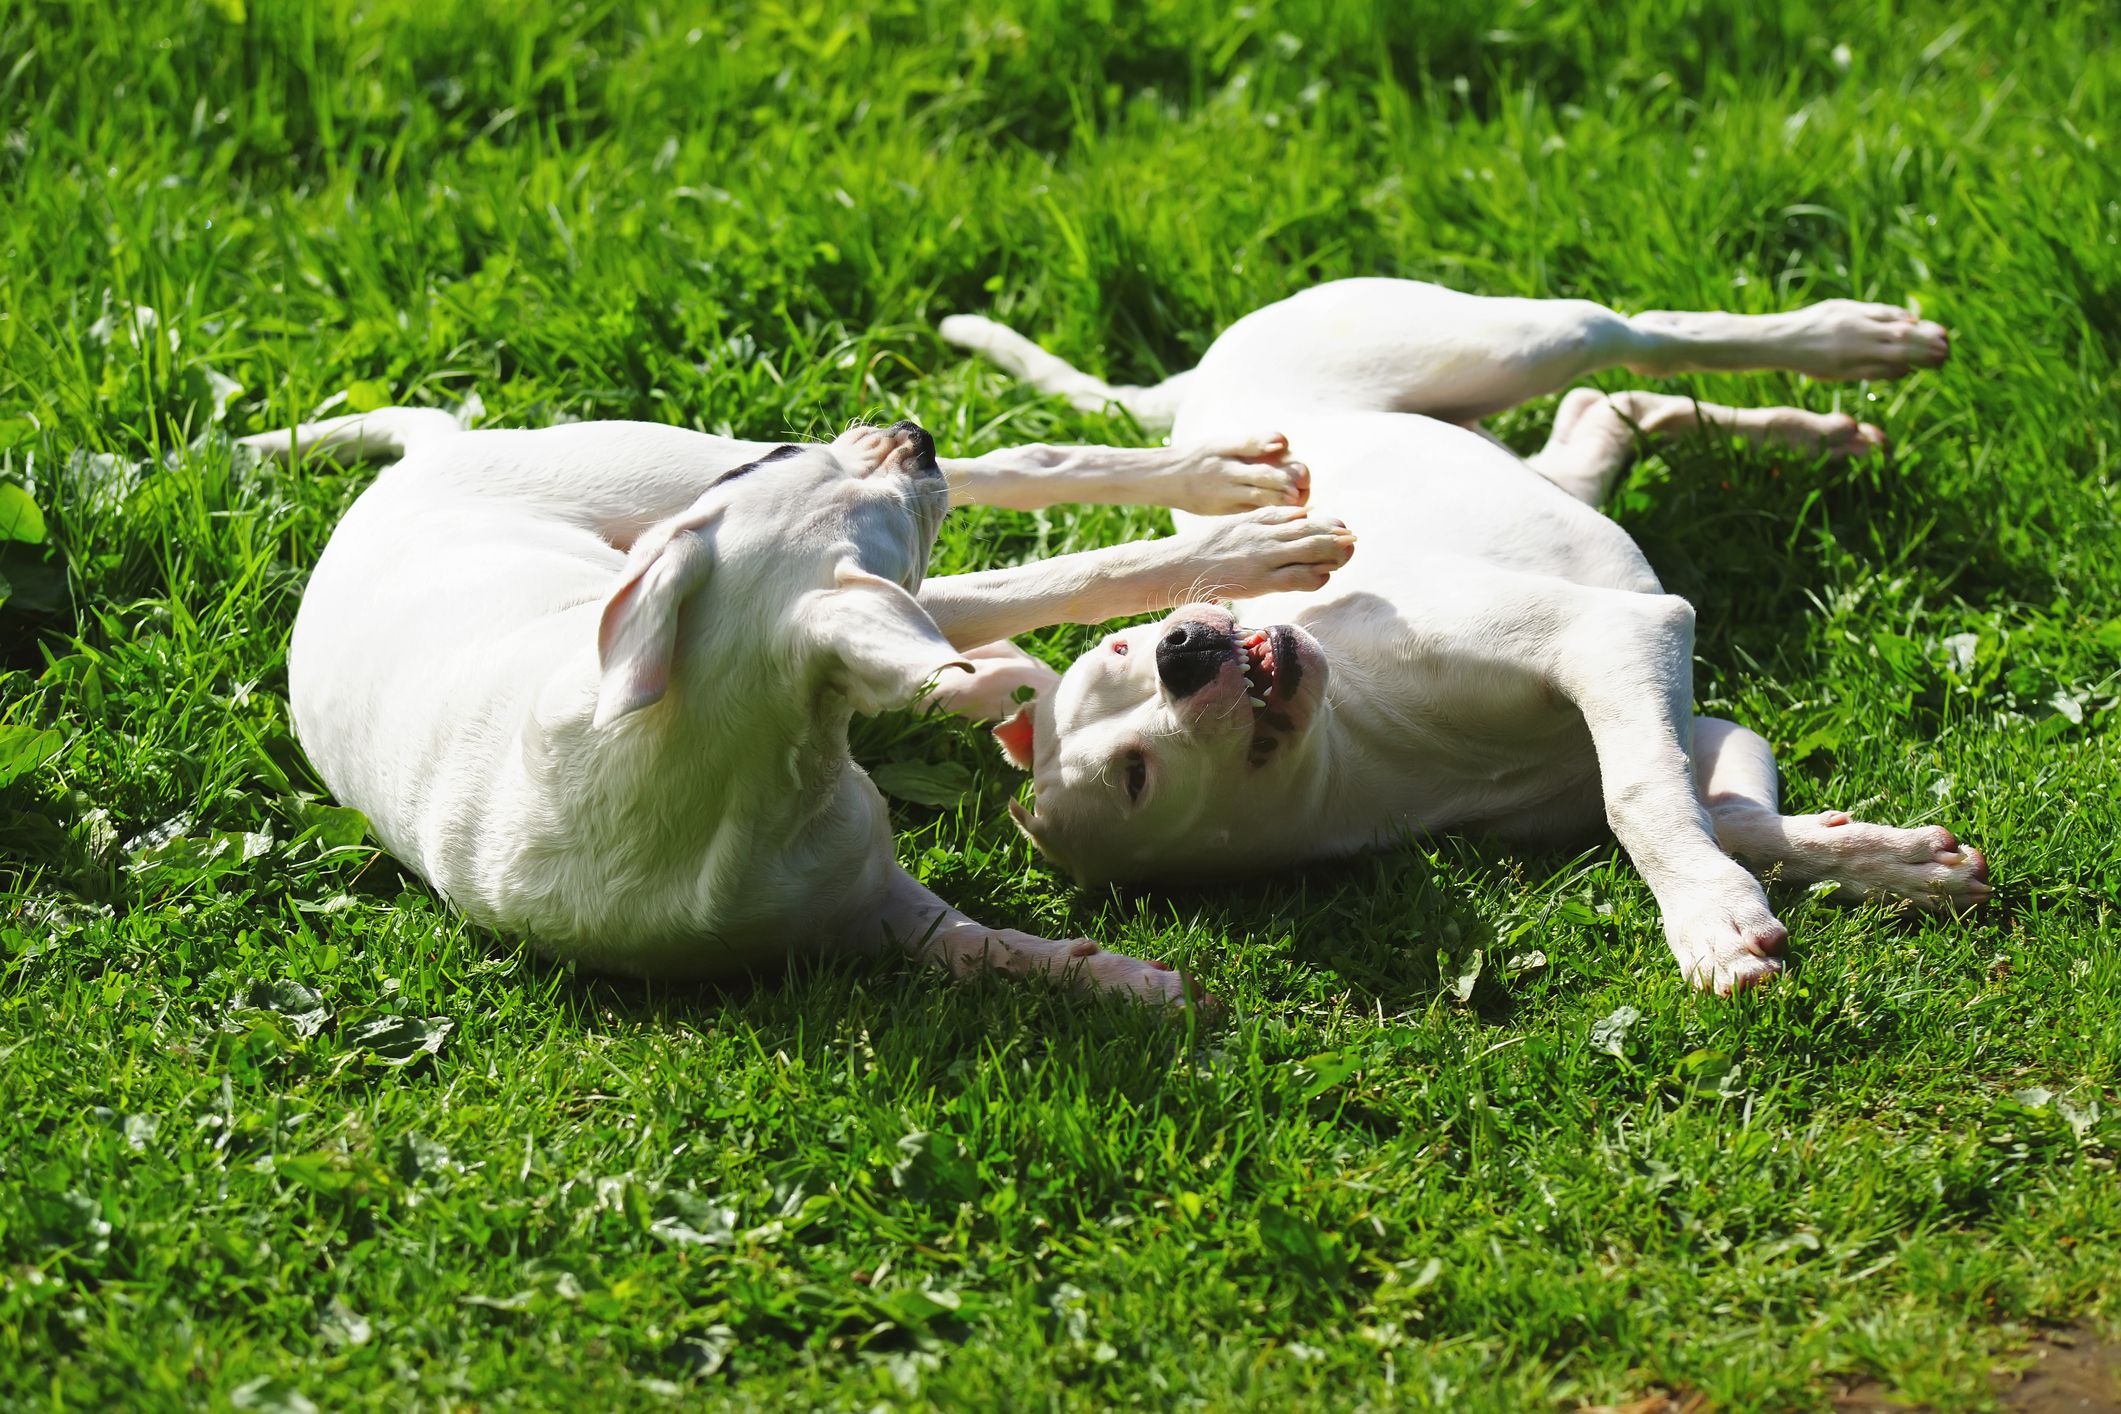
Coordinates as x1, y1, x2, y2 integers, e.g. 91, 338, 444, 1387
945, 278, 1987, 995
250, 410, 1355, 1003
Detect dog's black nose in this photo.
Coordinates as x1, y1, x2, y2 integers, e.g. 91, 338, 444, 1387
888, 419, 937, 468
1155, 620, 1233, 700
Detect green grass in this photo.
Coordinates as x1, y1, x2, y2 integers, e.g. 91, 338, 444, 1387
3, 0, 2119, 1407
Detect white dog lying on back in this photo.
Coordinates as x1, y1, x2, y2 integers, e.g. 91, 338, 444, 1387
943, 278, 1990, 994
246, 411, 1353, 1002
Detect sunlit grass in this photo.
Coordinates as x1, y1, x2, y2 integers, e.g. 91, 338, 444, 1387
1, 1, 2117, 1406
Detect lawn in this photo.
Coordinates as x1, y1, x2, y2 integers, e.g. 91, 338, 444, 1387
2, 0, 2118, 1407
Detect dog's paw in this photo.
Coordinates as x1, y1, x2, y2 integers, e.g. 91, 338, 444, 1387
1166, 432, 1312, 515
921, 640, 1059, 722
1068, 939, 1215, 1013
1784, 300, 1950, 381
976, 930, 1209, 1012
1183, 505, 1356, 597
1667, 888, 1790, 996
1756, 408, 1889, 458
1795, 814, 1992, 912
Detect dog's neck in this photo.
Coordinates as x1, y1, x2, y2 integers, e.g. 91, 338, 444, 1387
1269, 631, 1585, 851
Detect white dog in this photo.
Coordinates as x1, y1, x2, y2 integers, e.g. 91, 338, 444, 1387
243, 411, 1353, 1004
941, 278, 1991, 994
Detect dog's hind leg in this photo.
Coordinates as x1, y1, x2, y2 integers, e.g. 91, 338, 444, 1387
1177, 280, 1951, 428
1525, 389, 1889, 504
1692, 717, 1991, 912
940, 313, 1197, 431
246, 411, 788, 547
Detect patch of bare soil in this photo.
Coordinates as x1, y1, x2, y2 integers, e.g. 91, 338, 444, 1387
1834, 1324, 2121, 1413
1581, 1326, 2121, 1414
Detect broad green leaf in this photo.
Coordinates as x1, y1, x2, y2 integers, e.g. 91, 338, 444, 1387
649, 1192, 738, 1247
0, 725, 63, 788
347, 1014, 453, 1065
875, 1285, 963, 1328
0, 482, 45, 543
871, 759, 974, 807
672, 1327, 737, 1376
393, 1132, 456, 1183
129, 826, 274, 883
297, 802, 370, 849
181, 364, 245, 424
1293, 1047, 1362, 1102
230, 979, 329, 1038
228, 1379, 316, 1414
275, 1149, 391, 1199
319, 1299, 371, 1350
1257, 1206, 1347, 1279
1447, 946, 1483, 1004
343, 379, 393, 413
1590, 1004, 1642, 1059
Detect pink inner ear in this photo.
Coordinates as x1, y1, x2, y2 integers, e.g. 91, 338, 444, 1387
994, 706, 1036, 769
596, 572, 644, 664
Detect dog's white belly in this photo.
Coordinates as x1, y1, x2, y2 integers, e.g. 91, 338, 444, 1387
291, 468, 603, 861
1174, 403, 1654, 841
290, 458, 890, 975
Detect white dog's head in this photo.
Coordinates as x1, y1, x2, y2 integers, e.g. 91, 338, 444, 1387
993, 603, 1331, 884
593, 420, 968, 733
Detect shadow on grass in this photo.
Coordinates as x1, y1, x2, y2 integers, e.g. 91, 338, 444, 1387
1613, 436, 2061, 668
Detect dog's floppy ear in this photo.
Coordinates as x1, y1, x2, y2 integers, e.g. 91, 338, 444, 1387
594, 509, 721, 728
805, 562, 974, 716
994, 704, 1036, 770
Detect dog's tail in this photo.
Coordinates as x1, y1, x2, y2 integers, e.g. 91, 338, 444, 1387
939, 313, 1195, 432
238, 406, 466, 464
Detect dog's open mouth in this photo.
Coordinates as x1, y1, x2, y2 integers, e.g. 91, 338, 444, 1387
1239, 625, 1303, 764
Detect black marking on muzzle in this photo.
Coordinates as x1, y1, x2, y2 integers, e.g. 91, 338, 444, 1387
887, 420, 943, 479
1155, 620, 1235, 700
1268, 623, 1303, 700
887, 420, 936, 461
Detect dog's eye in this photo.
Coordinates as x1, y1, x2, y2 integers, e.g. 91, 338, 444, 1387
1111, 639, 1128, 656
1124, 750, 1147, 802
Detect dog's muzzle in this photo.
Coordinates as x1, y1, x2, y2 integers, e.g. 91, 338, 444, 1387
1155, 619, 1236, 700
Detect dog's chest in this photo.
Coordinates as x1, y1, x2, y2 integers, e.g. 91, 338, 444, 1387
1342, 661, 1596, 828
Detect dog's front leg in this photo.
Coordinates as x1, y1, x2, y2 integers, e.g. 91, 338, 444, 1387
877, 867, 1199, 1008
916, 506, 1355, 648
940, 434, 1308, 515
1549, 595, 1790, 994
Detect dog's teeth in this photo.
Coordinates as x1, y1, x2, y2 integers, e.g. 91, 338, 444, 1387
1248, 695, 1266, 708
